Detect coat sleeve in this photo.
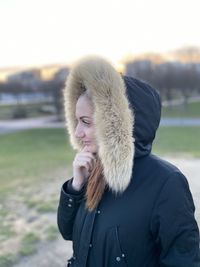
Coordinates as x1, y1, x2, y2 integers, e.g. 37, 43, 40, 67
150, 171, 200, 267
57, 178, 85, 240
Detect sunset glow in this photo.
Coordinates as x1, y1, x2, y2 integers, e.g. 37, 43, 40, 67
1, 0, 200, 69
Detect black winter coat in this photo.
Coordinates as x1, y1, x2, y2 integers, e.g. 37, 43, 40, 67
57, 58, 200, 267
58, 155, 200, 267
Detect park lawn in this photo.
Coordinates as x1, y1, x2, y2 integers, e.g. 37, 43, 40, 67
0, 126, 200, 197
0, 102, 54, 120
0, 128, 76, 264
153, 126, 200, 157
162, 101, 200, 118
0, 128, 75, 198
0, 127, 199, 265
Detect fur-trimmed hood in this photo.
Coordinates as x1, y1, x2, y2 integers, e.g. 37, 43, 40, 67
63, 56, 161, 193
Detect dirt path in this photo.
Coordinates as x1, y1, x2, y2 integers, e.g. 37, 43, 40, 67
166, 157, 200, 223
0, 116, 64, 135
12, 157, 200, 267
13, 237, 72, 267
1, 115, 200, 136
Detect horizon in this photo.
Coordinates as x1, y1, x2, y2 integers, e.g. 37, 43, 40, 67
1, 45, 200, 82
1, 45, 200, 70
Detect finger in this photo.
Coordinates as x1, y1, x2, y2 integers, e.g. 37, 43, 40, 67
79, 152, 96, 161
76, 157, 94, 169
82, 146, 97, 157
77, 155, 96, 164
85, 159, 93, 172
76, 160, 90, 171
82, 146, 90, 152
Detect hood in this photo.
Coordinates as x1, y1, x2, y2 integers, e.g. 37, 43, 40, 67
63, 56, 161, 193
123, 76, 161, 158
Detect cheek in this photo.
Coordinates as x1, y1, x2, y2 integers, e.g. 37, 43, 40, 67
87, 128, 96, 141
86, 127, 94, 138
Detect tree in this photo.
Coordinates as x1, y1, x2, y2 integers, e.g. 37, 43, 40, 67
40, 68, 69, 121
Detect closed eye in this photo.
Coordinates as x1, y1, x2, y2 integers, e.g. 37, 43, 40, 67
81, 119, 90, 125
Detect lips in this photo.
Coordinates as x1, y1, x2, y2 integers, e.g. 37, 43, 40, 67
83, 141, 91, 145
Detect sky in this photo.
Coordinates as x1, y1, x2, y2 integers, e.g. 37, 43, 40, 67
0, 0, 200, 68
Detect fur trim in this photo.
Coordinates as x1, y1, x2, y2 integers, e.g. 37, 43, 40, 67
64, 56, 135, 193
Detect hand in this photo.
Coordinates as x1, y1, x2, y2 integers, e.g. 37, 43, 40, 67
72, 146, 96, 191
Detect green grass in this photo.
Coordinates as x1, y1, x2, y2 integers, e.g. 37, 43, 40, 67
153, 126, 200, 157
0, 225, 16, 242
44, 225, 59, 241
0, 128, 74, 262
27, 199, 58, 213
162, 101, 200, 118
0, 102, 54, 120
0, 254, 16, 267
19, 233, 40, 257
0, 207, 8, 217
0, 128, 75, 198
1, 126, 199, 201
0, 127, 200, 263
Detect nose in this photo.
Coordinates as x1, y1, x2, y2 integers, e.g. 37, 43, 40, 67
74, 122, 85, 138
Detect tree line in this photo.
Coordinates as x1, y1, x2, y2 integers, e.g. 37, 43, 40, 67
0, 47, 200, 119
0, 67, 68, 120
125, 60, 200, 103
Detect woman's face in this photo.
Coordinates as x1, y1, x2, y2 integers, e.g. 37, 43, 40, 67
75, 94, 98, 154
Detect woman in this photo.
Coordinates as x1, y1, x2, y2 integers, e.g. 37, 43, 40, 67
57, 56, 200, 267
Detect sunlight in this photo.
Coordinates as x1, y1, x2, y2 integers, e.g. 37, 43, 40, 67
0, 0, 200, 68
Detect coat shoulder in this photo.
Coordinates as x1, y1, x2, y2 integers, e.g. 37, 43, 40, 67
149, 154, 185, 177
132, 154, 188, 191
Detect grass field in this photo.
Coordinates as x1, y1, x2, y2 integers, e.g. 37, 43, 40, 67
0, 100, 199, 121
0, 126, 200, 197
162, 101, 200, 118
0, 128, 75, 266
1, 127, 200, 185
0, 127, 200, 266
0, 102, 54, 120
0, 128, 74, 198
153, 126, 200, 157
